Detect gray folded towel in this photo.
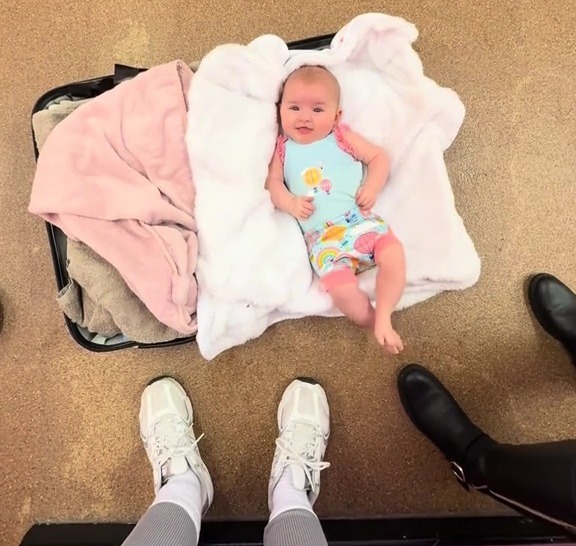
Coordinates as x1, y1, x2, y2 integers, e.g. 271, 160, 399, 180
58, 240, 185, 343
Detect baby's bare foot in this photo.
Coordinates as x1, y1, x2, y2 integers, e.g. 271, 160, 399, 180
374, 318, 404, 355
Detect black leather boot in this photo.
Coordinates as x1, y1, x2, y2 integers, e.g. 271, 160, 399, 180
398, 364, 576, 532
397, 364, 495, 488
529, 273, 576, 362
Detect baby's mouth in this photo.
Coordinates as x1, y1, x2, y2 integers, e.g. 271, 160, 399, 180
296, 127, 312, 134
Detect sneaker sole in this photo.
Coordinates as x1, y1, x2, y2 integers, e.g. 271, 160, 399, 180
295, 376, 319, 385
146, 375, 177, 387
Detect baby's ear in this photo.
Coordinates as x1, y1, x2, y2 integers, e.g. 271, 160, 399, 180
335, 109, 342, 122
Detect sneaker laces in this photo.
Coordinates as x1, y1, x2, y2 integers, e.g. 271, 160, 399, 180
275, 420, 330, 493
148, 414, 204, 472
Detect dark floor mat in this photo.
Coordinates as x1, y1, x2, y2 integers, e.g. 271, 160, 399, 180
20, 516, 572, 546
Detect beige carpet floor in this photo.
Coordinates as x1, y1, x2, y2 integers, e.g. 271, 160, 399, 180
1, 0, 576, 544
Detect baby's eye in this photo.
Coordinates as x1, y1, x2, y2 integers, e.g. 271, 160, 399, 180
313, 107, 324, 113
289, 106, 300, 111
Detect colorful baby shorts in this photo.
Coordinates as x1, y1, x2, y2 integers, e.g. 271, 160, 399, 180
304, 206, 397, 291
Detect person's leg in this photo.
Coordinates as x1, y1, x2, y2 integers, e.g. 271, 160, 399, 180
121, 503, 198, 546
122, 377, 213, 546
528, 273, 576, 363
264, 510, 328, 546
264, 378, 330, 546
323, 270, 375, 329
312, 218, 376, 330
373, 237, 406, 353
397, 364, 576, 532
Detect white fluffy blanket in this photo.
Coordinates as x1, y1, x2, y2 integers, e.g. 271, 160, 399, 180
186, 13, 480, 360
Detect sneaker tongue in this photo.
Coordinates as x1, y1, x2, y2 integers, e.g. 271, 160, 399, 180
289, 463, 308, 491
163, 456, 189, 479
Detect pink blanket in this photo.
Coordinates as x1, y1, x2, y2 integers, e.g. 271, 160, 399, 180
29, 60, 198, 335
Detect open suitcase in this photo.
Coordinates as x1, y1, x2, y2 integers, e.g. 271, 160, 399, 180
30, 34, 334, 353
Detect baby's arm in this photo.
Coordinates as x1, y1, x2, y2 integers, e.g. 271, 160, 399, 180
266, 151, 314, 219
344, 129, 390, 211
346, 130, 390, 191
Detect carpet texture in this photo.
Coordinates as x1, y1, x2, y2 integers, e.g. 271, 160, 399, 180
1, 1, 576, 545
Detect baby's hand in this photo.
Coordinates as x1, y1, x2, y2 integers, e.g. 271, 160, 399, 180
355, 183, 378, 212
291, 195, 315, 219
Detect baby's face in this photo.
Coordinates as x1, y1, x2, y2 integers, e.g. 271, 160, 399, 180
280, 77, 340, 144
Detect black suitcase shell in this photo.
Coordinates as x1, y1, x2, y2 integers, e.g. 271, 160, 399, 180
30, 34, 334, 352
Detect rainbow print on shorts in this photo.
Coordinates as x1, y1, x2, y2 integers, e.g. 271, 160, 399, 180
305, 206, 391, 278
314, 246, 340, 271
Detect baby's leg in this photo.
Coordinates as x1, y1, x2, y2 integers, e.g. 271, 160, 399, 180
322, 269, 375, 329
374, 237, 406, 354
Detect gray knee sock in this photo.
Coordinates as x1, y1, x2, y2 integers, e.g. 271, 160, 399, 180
264, 508, 328, 546
122, 502, 198, 546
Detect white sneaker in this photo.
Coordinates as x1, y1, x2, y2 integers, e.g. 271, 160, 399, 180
139, 376, 214, 513
268, 378, 330, 508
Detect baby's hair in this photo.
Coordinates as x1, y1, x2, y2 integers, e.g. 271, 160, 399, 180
280, 64, 341, 104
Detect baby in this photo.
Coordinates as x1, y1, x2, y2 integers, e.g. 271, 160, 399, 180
266, 65, 406, 354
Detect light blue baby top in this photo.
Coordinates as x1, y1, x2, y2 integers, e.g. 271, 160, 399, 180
283, 130, 364, 233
